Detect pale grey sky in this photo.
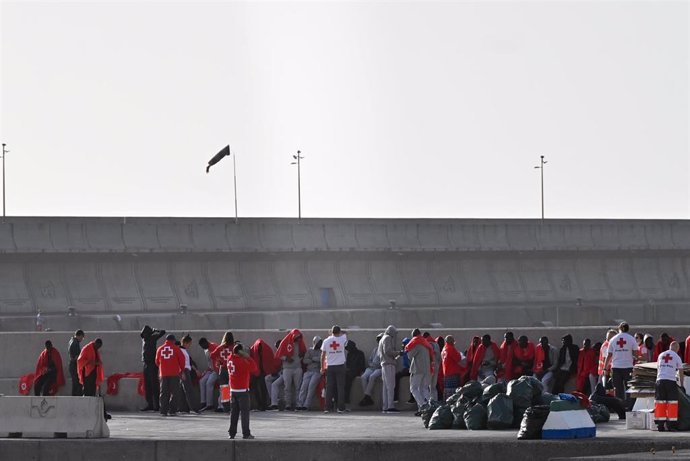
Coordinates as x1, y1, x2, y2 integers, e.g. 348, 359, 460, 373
1, 1, 688, 219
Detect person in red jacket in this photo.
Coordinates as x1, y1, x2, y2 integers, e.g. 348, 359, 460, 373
576, 338, 598, 394
249, 338, 280, 411
654, 333, 674, 361
441, 335, 466, 400
78, 338, 104, 396
498, 332, 518, 382
210, 331, 235, 412
513, 335, 536, 377
464, 336, 480, 383
34, 340, 65, 396
470, 335, 500, 383
227, 343, 258, 440
155, 334, 185, 416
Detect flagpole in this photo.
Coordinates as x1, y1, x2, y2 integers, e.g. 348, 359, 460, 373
232, 151, 238, 224
1, 143, 6, 219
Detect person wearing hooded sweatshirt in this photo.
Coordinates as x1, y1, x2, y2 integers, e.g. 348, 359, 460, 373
406, 328, 433, 414
156, 334, 186, 416
378, 325, 399, 413
551, 334, 579, 394
34, 340, 65, 396
654, 333, 674, 361
359, 333, 383, 407
227, 343, 258, 440
140, 325, 166, 411
344, 339, 366, 407
275, 329, 306, 411
470, 335, 500, 383
394, 337, 412, 404
464, 336, 480, 383
576, 338, 598, 394
297, 335, 322, 410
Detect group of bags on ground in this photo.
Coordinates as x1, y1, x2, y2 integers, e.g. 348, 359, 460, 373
420, 375, 610, 439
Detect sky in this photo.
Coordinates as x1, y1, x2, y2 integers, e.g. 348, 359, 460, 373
0, 0, 688, 219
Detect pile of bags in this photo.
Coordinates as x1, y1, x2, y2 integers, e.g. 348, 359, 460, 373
420, 376, 598, 439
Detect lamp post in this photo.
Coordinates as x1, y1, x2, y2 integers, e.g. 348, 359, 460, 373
534, 155, 547, 220
291, 150, 304, 220
1, 143, 7, 219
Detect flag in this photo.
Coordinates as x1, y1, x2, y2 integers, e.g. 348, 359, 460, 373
206, 145, 230, 173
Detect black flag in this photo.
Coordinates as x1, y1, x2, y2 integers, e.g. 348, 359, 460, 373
206, 145, 230, 173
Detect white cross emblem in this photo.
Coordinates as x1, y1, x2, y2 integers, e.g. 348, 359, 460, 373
161, 346, 174, 360
229, 361, 236, 375
220, 348, 230, 361
287, 344, 293, 353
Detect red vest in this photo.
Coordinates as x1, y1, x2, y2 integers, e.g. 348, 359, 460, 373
155, 340, 185, 377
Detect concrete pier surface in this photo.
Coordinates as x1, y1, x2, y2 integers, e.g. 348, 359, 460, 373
1, 411, 689, 461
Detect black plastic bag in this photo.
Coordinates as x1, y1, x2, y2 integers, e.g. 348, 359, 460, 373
452, 402, 467, 429
421, 401, 441, 428
487, 393, 514, 429
463, 402, 488, 430
517, 405, 550, 440
587, 403, 610, 423
428, 404, 454, 430
480, 382, 507, 406
677, 385, 690, 431
459, 381, 483, 401
507, 378, 533, 410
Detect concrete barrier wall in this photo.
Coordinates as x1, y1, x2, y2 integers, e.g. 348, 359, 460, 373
0, 253, 688, 314
0, 218, 689, 254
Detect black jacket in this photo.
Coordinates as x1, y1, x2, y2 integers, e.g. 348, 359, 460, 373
345, 340, 366, 376
556, 335, 579, 374
141, 325, 166, 363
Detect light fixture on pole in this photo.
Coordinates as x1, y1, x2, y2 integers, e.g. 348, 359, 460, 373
1, 143, 7, 219
206, 145, 238, 223
291, 150, 304, 220
534, 155, 547, 220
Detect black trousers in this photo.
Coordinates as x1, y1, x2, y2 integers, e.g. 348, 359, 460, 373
344, 370, 358, 404
179, 369, 199, 412
552, 370, 572, 394
160, 376, 180, 415
143, 362, 160, 410
612, 368, 632, 401
83, 370, 98, 396
250, 374, 269, 410
69, 360, 82, 396
229, 391, 251, 437
325, 364, 345, 411
34, 370, 56, 396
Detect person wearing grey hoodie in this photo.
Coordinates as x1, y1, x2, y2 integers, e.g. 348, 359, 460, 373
297, 336, 322, 410
378, 325, 399, 413
359, 333, 383, 407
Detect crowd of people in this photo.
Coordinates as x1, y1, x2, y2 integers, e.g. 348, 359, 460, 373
29, 323, 688, 437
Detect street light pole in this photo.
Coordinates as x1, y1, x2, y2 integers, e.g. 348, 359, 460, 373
232, 152, 238, 224
534, 155, 547, 220
1, 143, 7, 219
291, 150, 304, 220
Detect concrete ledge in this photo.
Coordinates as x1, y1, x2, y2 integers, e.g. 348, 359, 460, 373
1, 438, 690, 461
0, 396, 109, 438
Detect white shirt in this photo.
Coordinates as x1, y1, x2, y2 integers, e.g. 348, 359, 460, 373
181, 348, 191, 370
607, 332, 637, 369
657, 350, 683, 382
322, 334, 348, 366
